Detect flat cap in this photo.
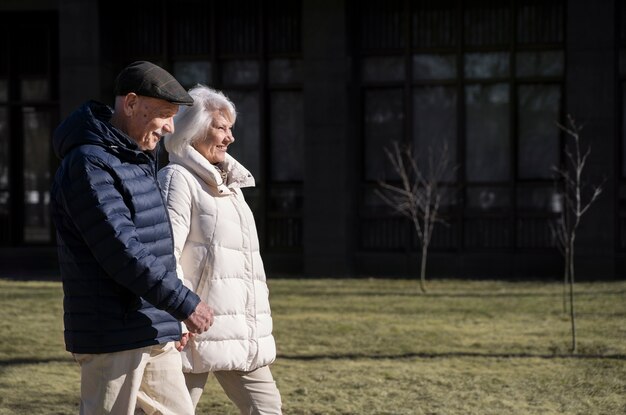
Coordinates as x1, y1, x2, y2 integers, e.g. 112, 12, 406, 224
114, 61, 194, 106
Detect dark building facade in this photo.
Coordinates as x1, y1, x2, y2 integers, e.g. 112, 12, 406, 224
0, 0, 624, 279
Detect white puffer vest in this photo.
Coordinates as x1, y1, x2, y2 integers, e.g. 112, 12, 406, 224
158, 145, 276, 373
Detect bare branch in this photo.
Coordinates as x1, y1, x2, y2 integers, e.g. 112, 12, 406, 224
376, 140, 458, 293
553, 114, 603, 353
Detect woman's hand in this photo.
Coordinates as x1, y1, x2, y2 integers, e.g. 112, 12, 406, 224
175, 332, 194, 351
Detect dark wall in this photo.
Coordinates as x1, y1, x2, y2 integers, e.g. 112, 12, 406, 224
302, 0, 356, 277
566, 0, 617, 278
0, 0, 624, 280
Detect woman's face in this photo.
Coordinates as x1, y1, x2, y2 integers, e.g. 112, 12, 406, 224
193, 111, 235, 164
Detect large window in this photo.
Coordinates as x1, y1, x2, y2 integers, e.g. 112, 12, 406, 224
100, 0, 303, 252
0, 12, 58, 245
357, 0, 564, 253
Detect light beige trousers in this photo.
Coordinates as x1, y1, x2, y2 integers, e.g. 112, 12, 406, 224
73, 342, 194, 415
184, 365, 282, 414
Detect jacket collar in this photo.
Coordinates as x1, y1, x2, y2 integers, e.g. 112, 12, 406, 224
53, 100, 153, 164
169, 145, 255, 194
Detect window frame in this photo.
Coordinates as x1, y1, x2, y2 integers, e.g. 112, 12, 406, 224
354, 0, 565, 253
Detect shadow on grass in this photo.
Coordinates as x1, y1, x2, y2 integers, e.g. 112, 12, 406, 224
279, 351, 626, 361
0, 356, 73, 367
279, 290, 626, 298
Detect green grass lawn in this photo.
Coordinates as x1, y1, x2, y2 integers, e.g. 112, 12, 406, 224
0, 278, 624, 414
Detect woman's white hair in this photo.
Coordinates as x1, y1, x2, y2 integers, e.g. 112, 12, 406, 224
164, 84, 237, 155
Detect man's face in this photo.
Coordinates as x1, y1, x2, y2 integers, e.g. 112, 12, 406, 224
126, 96, 179, 151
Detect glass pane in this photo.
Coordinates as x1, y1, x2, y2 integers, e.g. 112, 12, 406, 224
518, 85, 561, 179
360, 1, 406, 51
0, 107, 8, 189
222, 60, 260, 85
216, 0, 260, 55
464, 3, 511, 46
464, 52, 509, 79
0, 190, 7, 216
170, 1, 211, 56
517, 186, 561, 212
224, 91, 261, 182
266, 0, 301, 55
466, 187, 510, 211
0, 79, 7, 101
243, 187, 261, 219
412, 54, 457, 80
0, 187, 8, 244
412, 86, 457, 181
465, 83, 510, 182
21, 77, 49, 101
363, 187, 388, 210
516, 1, 564, 45
23, 107, 52, 242
362, 57, 405, 82
364, 89, 404, 181
0, 107, 9, 229
516, 51, 563, 77
464, 216, 511, 248
269, 59, 303, 84
173, 61, 211, 88
412, 3, 458, 49
269, 186, 302, 213
367, 184, 458, 211
270, 91, 304, 181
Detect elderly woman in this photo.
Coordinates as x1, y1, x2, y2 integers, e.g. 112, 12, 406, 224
157, 85, 281, 414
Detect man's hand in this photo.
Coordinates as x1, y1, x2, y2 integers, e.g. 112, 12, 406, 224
183, 301, 214, 334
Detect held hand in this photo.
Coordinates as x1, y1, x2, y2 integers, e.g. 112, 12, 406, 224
183, 301, 214, 334
175, 332, 194, 352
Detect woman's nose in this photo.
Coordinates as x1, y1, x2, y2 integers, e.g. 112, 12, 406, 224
226, 130, 235, 144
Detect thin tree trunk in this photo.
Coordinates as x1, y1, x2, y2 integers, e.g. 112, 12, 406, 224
419, 242, 428, 293
563, 246, 569, 314
568, 239, 577, 353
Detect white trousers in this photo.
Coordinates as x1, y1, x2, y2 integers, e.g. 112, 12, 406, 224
73, 342, 194, 415
184, 365, 282, 414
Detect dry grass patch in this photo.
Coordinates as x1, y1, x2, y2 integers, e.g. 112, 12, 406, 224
0, 278, 624, 414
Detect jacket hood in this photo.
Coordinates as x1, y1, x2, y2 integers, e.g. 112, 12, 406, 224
52, 100, 145, 161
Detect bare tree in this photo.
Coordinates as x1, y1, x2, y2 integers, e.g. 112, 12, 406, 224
549, 190, 569, 315
551, 114, 603, 353
376, 141, 457, 293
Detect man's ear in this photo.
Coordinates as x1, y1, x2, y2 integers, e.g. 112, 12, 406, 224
122, 93, 139, 116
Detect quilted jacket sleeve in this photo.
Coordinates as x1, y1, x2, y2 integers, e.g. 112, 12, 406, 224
158, 166, 194, 331
159, 167, 193, 279
57, 152, 200, 321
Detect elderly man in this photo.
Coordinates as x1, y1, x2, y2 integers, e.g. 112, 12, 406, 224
50, 61, 213, 415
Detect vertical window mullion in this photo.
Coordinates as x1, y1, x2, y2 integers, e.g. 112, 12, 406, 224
511, 0, 518, 250
456, 0, 465, 251
259, 0, 269, 251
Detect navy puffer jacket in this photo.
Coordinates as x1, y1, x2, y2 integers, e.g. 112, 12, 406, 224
50, 100, 200, 354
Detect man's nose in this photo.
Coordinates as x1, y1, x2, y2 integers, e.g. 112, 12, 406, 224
163, 117, 175, 134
